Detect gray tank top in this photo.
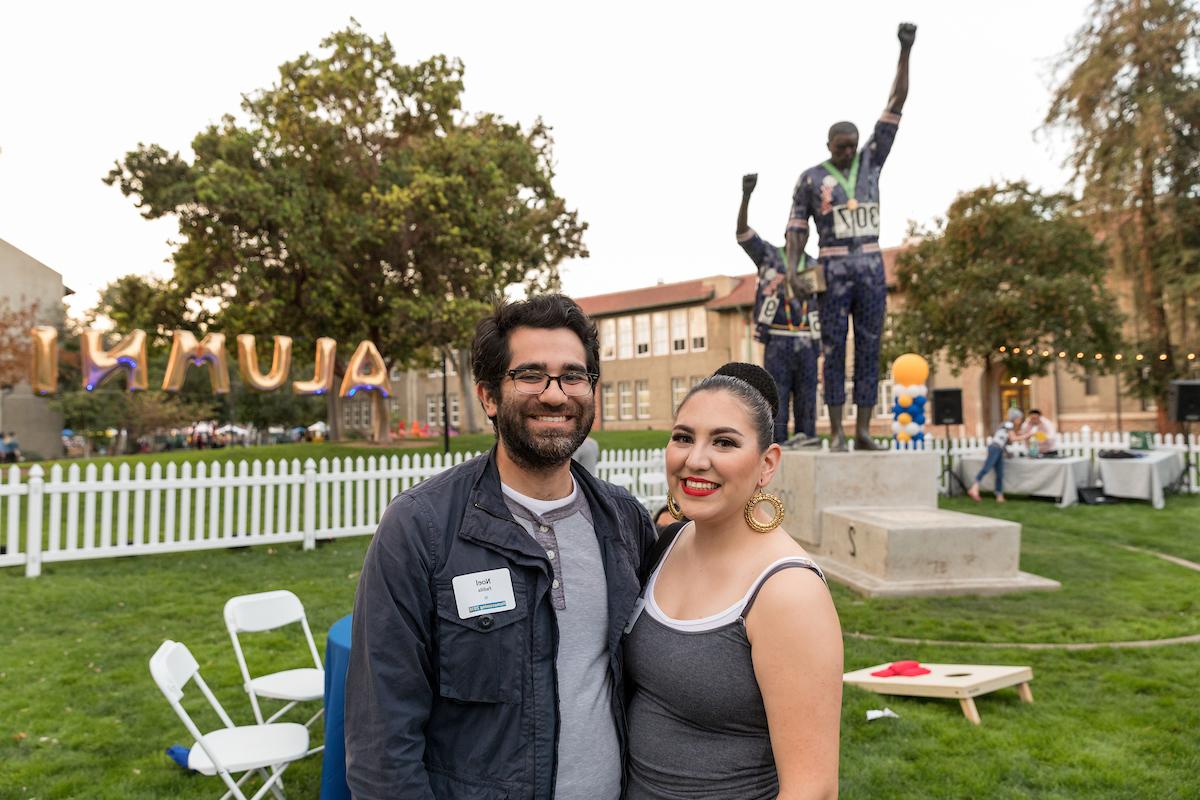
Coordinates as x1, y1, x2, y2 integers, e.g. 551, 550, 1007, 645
623, 555, 825, 800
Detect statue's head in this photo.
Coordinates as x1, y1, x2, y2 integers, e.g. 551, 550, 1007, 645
826, 121, 859, 170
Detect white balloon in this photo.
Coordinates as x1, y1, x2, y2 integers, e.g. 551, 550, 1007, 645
891, 421, 901, 433
894, 384, 913, 398
906, 422, 921, 436
909, 384, 928, 398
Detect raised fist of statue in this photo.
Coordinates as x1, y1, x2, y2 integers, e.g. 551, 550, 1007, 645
898, 22, 917, 48
742, 173, 758, 194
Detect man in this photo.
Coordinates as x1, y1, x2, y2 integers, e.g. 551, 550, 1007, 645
1015, 408, 1058, 455
737, 172, 821, 445
345, 294, 656, 800
786, 22, 917, 451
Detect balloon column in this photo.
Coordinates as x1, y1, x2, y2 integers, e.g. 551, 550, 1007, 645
890, 353, 929, 446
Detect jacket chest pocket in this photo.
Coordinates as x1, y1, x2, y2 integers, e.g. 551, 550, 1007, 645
435, 577, 529, 704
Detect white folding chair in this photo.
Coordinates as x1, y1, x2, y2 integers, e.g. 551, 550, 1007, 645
608, 472, 636, 490
149, 640, 309, 800
223, 590, 325, 743
638, 470, 667, 495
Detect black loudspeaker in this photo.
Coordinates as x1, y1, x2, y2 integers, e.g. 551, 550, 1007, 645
931, 388, 964, 426
1169, 380, 1200, 422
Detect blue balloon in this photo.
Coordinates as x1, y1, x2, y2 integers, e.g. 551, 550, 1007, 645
913, 412, 926, 425
913, 396, 927, 407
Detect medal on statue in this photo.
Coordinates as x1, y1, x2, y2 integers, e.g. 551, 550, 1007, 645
846, 198, 859, 211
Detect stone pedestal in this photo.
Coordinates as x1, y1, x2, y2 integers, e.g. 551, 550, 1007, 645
773, 451, 1059, 597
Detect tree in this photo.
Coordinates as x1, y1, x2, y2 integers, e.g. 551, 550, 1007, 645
0, 299, 39, 390
104, 22, 587, 441
1045, 0, 1200, 429
889, 182, 1124, 429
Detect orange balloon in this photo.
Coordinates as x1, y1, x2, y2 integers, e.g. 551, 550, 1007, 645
897, 394, 913, 408
898, 412, 912, 426
892, 353, 930, 386
897, 430, 911, 443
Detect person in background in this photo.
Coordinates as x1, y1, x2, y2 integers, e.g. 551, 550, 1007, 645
1014, 408, 1058, 456
1, 433, 12, 464
3, 433, 22, 464
571, 434, 600, 475
967, 408, 1023, 503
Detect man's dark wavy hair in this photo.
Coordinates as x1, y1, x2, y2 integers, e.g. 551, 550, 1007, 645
471, 294, 600, 425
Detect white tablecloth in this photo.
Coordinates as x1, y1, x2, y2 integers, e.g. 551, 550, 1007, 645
1097, 450, 1186, 509
958, 454, 1092, 507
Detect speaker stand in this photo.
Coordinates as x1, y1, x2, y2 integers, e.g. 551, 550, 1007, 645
940, 424, 970, 495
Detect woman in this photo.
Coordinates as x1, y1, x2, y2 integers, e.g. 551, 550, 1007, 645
624, 363, 843, 800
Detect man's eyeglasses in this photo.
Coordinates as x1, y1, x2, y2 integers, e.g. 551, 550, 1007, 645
506, 369, 598, 397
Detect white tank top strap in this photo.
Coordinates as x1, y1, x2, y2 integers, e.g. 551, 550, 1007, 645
645, 531, 825, 633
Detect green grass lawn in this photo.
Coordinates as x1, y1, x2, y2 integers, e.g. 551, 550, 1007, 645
21, 429, 672, 473
1, 495, 1197, 799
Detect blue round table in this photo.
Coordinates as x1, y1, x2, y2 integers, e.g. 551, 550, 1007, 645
320, 613, 353, 800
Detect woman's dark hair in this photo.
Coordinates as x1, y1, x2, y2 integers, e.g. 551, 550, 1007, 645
471, 294, 600, 418
675, 362, 777, 452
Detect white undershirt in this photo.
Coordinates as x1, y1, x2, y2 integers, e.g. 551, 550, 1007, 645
644, 523, 824, 632
501, 477, 578, 516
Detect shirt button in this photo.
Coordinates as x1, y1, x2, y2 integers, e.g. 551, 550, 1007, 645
552, 579, 560, 590
539, 524, 549, 533
547, 550, 556, 560
479, 615, 494, 630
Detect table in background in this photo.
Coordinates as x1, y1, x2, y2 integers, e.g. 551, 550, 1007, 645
958, 454, 1091, 507
1097, 450, 1186, 509
320, 613, 353, 800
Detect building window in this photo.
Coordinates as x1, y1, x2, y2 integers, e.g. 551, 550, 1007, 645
619, 382, 634, 420
689, 307, 707, 352
617, 317, 633, 360
690, 375, 704, 389
424, 394, 460, 428
653, 312, 669, 356
671, 309, 688, 352
602, 383, 616, 421
876, 379, 895, 418
671, 377, 688, 412
426, 354, 457, 379
635, 314, 651, 357
636, 380, 651, 419
600, 318, 616, 361
1085, 373, 1098, 396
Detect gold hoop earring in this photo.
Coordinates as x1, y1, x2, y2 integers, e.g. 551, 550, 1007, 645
744, 489, 784, 533
666, 493, 685, 520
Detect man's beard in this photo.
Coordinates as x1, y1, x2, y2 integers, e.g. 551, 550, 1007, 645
496, 394, 594, 472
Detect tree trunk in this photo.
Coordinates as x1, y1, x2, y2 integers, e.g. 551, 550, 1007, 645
326, 391, 343, 442
456, 348, 478, 433
981, 358, 1001, 433
1135, 151, 1176, 433
371, 392, 390, 443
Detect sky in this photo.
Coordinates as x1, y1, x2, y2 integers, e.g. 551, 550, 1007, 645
0, 0, 1093, 319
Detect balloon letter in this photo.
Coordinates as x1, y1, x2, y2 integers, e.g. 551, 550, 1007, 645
30, 326, 58, 395
81, 328, 149, 392
237, 334, 293, 391
338, 340, 392, 399
162, 331, 230, 394
293, 337, 337, 395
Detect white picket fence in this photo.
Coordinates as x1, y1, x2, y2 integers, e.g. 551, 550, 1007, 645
0, 437, 1194, 578
0, 448, 670, 578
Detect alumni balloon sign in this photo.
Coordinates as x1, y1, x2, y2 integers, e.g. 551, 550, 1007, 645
28, 326, 392, 402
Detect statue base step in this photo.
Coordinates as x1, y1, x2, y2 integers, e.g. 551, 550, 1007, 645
814, 506, 1060, 597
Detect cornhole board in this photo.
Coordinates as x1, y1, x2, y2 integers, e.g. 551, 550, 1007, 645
843, 663, 1034, 725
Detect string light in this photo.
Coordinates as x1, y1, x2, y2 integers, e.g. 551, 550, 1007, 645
1022, 378, 1032, 385
1009, 377, 1018, 384
1114, 354, 1123, 361
1041, 350, 1050, 357
1058, 351, 1067, 358
1094, 353, 1102, 360
1190, 353, 1197, 361
1136, 354, 1145, 361
1076, 352, 1085, 359
999, 346, 1007, 352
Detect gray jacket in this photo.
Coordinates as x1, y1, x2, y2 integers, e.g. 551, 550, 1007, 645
345, 448, 656, 799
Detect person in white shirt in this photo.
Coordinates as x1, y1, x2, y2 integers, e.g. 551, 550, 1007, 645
1014, 409, 1058, 455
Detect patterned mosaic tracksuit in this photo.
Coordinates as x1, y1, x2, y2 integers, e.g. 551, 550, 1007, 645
738, 228, 820, 441
788, 111, 900, 407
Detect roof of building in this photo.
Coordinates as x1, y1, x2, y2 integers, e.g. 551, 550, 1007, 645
575, 245, 906, 317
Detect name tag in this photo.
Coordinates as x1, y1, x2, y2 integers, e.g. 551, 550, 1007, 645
452, 568, 517, 619
832, 202, 881, 239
